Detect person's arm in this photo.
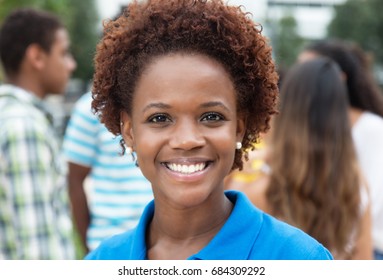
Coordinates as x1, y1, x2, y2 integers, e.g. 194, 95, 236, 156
352, 183, 373, 260
352, 205, 373, 259
68, 162, 91, 253
62, 93, 99, 253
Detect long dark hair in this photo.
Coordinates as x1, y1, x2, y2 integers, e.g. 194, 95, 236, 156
303, 39, 383, 117
267, 57, 361, 258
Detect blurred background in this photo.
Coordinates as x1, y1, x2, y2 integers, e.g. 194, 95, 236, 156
0, 0, 382, 139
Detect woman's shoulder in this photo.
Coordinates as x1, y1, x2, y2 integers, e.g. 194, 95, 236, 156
85, 200, 155, 260
355, 111, 383, 131
249, 212, 333, 260
85, 230, 137, 260
226, 191, 333, 260
353, 111, 383, 149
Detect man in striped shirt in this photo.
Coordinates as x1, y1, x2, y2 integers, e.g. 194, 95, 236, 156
0, 8, 77, 259
62, 92, 153, 252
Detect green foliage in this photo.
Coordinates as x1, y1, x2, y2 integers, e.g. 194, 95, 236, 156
0, 0, 72, 24
328, 0, 383, 65
269, 14, 305, 73
0, 0, 100, 82
67, 0, 100, 82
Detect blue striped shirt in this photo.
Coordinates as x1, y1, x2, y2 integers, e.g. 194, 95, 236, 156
62, 92, 153, 250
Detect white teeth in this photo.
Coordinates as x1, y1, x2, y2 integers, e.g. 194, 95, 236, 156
167, 163, 206, 174
182, 165, 188, 173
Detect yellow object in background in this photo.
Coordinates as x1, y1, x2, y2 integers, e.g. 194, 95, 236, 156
231, 141, 268, 183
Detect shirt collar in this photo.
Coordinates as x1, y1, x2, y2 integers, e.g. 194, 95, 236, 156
131, 200, 154, 260
0, 84, 54, 124
190, 191, 263, 260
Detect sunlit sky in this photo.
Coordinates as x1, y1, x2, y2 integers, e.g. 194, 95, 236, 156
96, 0, 266, 22
95, 0, 332, 39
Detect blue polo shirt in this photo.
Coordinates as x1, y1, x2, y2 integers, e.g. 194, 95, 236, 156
85, 190, 333, 260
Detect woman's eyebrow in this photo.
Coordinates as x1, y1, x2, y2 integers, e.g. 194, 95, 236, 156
200, 101, 230, 112
142, 102, 171, 113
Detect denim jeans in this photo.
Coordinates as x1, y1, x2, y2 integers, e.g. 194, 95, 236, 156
374, 250, 383, 260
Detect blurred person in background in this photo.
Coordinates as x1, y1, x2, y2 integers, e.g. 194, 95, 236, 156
0, 8, 77, 259
227, 58, 372, 259
62, 92, 153, 253
299, 39, 383, 260
62, 4, 153, 255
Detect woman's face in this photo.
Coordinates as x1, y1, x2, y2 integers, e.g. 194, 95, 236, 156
121, 53, 245, 209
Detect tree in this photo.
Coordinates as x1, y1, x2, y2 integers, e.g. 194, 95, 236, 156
66, 0, 100, 83
269, 15, 305, 76
0, 0, 72, 25
328, 0, 383, 65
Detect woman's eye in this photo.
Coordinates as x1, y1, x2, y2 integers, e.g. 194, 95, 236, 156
148, 114, 171, 123
201, 112, 225, 122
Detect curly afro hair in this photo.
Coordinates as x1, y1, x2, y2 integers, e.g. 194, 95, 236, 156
92, 0, 279, 170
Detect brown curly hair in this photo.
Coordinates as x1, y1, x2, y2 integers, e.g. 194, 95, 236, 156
92, 0, 279, 170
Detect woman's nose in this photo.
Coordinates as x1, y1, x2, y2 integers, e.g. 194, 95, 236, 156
168, 119, 206, 150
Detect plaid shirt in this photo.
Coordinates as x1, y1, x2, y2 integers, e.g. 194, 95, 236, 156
0, 84, 75, 259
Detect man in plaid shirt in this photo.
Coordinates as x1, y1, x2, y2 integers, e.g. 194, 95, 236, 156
0, 8, 77, 259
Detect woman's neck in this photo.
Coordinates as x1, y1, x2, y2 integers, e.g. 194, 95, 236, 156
146, 194, 233, 259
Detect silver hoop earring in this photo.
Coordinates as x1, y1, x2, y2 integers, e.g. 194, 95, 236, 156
236, 142, 242, 150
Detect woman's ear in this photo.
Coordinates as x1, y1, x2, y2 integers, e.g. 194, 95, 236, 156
120, 111, 134, 148
236, 114, 246, 143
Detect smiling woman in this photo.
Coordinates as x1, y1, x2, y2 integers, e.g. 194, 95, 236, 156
85, 0, 333, 260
